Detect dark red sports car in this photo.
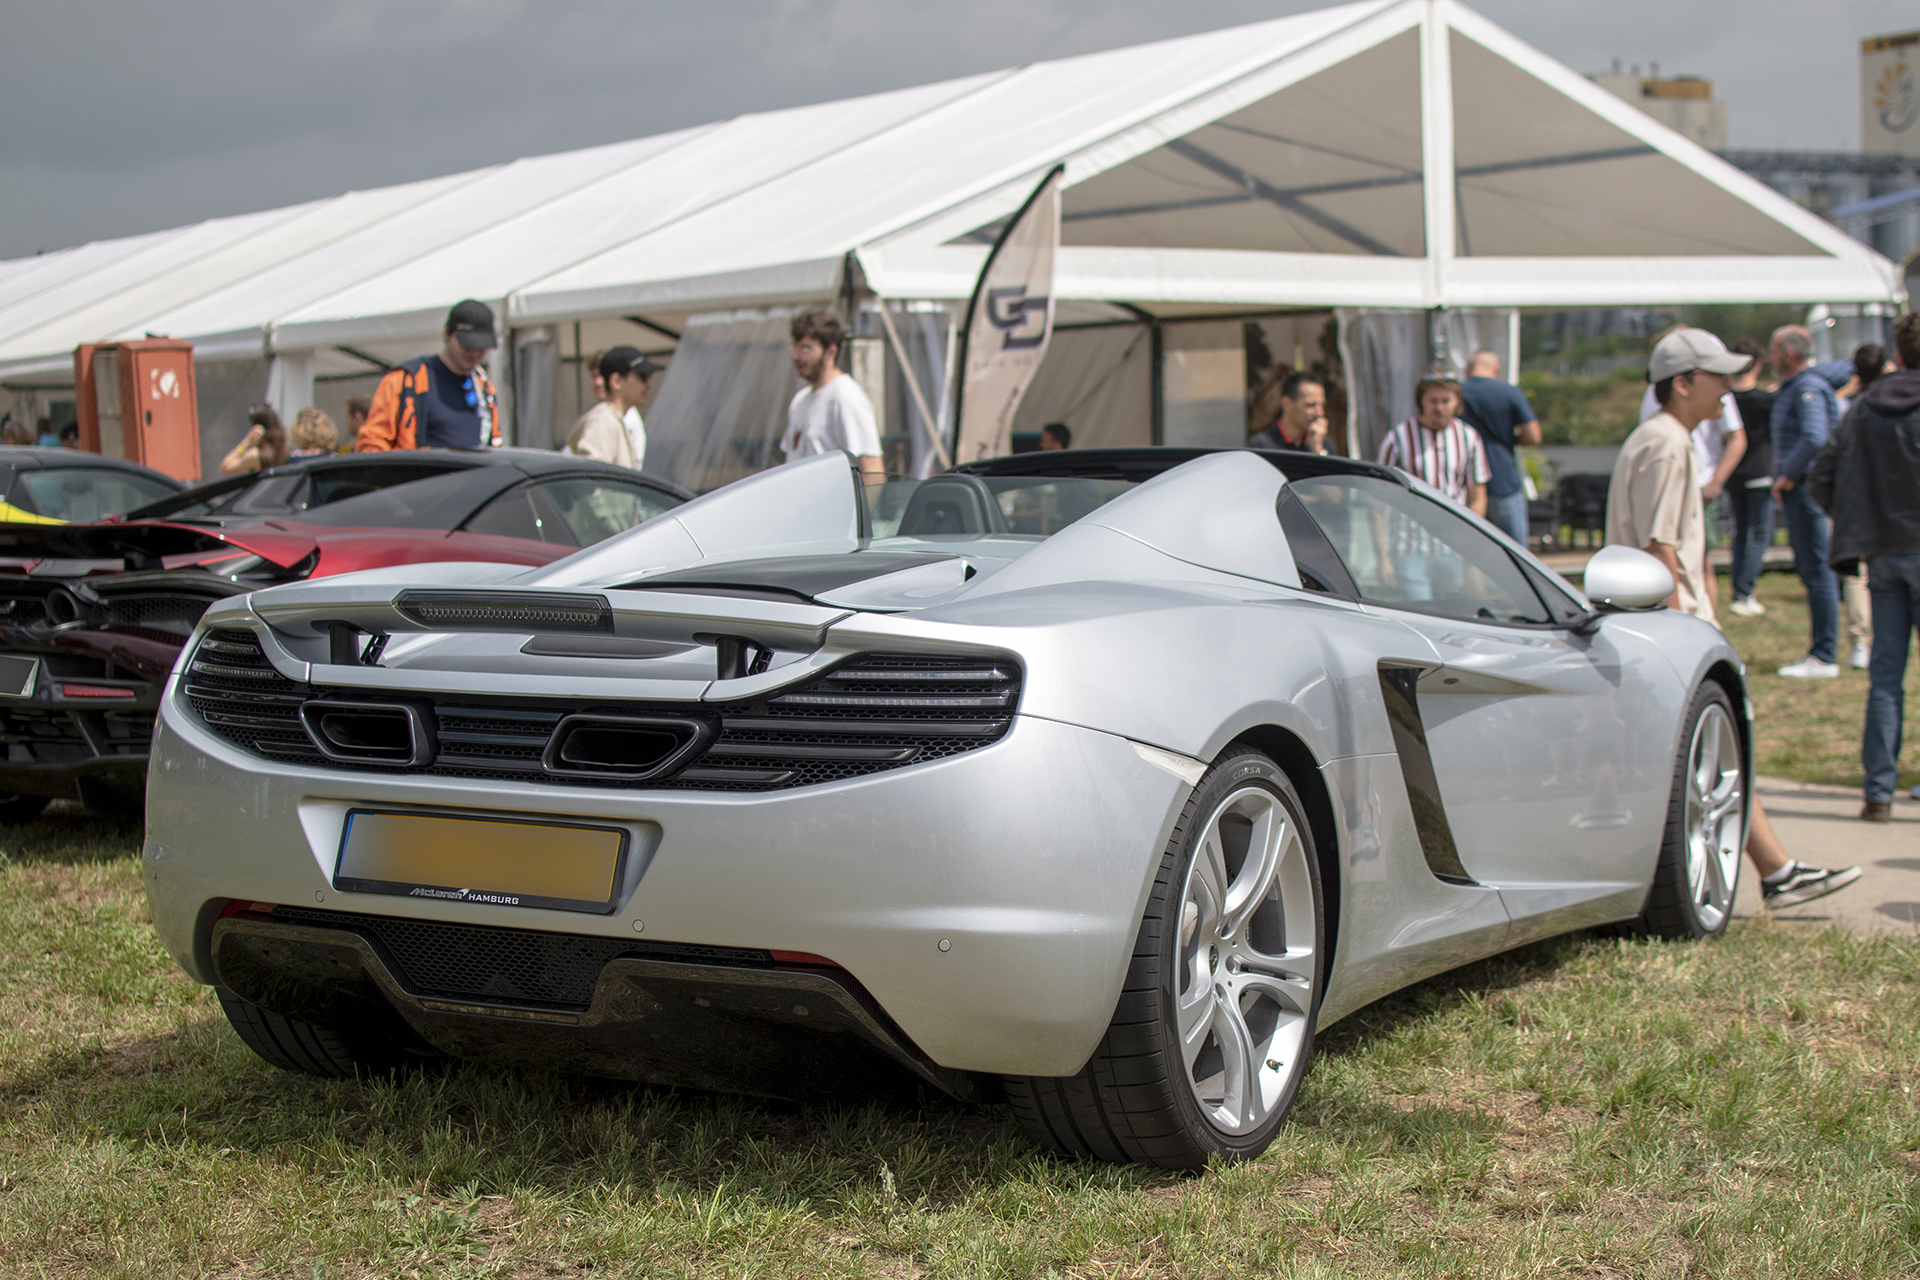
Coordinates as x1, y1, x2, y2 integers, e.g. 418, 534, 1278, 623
0, 457, 687, 818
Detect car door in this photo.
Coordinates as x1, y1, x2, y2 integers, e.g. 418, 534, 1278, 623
1288, 473, 1668, 933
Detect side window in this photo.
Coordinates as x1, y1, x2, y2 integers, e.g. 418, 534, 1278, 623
10, 468, 182, 522
225, 474, 309, 515
1289, 474, 1552, 624
307, 463, 456, 509
1275, 487, 1357, 596
1517, 558, 1590, 626
534, 477, 678, 548
463, 481, 576, 545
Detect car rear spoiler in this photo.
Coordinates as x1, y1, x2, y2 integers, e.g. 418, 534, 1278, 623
244, 582, 851, 660
0, 520, 318, 571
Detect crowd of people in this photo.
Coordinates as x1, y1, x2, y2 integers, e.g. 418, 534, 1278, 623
0, 416, 80, 449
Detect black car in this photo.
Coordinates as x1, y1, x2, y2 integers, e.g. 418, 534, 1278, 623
0, 452, 690, 819
123, 447, 685, 529
0, 447, 185, 522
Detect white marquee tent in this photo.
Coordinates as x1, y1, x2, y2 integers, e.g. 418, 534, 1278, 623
0, 0, 1901, 485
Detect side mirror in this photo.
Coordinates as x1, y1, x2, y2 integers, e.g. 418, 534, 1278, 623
1581, 544, 1674, 612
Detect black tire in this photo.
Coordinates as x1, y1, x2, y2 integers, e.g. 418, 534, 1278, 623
1636, 682, 1746, 940
1003, 750, 1323, 1169
0, 793, 51, 824
216, 988, 432, 1079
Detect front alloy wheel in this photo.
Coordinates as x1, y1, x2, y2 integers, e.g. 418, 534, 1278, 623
1638, 681, 1747, 939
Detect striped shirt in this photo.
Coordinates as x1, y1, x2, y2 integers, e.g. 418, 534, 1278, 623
1377, 417, 1491, 504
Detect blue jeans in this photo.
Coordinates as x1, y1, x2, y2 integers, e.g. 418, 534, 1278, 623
1487, 488, 1528, 545
1781, 484, 1839, 663
1729, 482, 1774, 600
1863, 553, 1920, 802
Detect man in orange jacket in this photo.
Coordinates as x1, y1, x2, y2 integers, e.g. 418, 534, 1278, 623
355, 299, 503, 451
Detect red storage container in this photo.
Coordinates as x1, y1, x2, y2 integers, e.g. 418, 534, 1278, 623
72, 339, 200, 481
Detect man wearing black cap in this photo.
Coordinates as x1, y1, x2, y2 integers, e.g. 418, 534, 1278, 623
567, 346, 659, 468
355, 299, 502, 451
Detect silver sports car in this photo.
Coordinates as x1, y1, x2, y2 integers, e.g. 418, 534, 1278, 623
144, 447, 1748, 1169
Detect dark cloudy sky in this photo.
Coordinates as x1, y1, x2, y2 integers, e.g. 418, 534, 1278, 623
2, 0, 1909, 260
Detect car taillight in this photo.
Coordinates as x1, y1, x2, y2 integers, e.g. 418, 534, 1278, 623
60, 683, 136, 698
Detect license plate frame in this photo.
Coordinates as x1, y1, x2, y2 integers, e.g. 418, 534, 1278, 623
333, 809, 630, 915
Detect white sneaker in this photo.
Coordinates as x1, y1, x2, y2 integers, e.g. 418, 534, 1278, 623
1728, 597, 1766, 617
1850, 643, 1871, 669
1778, 655, 1842, 678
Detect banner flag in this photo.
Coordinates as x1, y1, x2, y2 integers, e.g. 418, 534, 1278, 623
951, 165, 1063, 463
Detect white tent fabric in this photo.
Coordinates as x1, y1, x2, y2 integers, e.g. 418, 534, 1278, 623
0, 0, 1900, 403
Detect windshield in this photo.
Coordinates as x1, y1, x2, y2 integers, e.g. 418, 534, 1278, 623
865, 474, 1137, 539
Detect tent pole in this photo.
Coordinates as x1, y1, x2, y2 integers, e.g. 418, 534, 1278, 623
1419, 0, 1458, 312
1149, 320, 1164, 445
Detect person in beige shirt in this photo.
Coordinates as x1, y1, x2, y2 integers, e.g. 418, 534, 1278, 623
1607, 408, 1713, 624
567, 347, 659, 468
1605, 327, 1861, 910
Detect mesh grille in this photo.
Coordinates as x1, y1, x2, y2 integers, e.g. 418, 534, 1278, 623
271, 905, 771, 1009
183, 629, 1019, 792
109, 595, 216, 630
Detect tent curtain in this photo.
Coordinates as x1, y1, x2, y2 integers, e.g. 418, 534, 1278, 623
866, 300, 956, 478
265, 352, 314, 429
1012, 323, 1154, 450
1437, 308, 1517, 379
1335, 308, 1424, 462
643, 307, 801, 493
513, 327, 558, 448
195, 357, 269, 481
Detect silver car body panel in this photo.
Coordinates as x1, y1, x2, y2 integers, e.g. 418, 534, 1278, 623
145, 449, 1746, 1082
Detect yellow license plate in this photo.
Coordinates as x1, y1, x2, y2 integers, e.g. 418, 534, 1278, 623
334, 810, 629, 914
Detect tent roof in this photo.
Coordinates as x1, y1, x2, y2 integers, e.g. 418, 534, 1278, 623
0, 0, 1899, 379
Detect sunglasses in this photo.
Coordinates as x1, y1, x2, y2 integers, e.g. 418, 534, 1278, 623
463, 377, 478, 409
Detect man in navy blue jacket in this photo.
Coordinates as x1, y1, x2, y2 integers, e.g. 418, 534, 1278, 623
1769, 325, 1844, 677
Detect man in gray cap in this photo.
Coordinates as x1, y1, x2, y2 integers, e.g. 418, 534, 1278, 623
1605, 328, 1750, 623
1606, 327, 1861, 908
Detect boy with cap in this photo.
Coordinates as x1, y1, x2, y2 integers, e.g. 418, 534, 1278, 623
567, 347, 660, 469
355, 299, 502, 451
1607, 328, 1861, 908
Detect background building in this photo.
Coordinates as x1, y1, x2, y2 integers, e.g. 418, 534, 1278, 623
1590, 64, 1728, 151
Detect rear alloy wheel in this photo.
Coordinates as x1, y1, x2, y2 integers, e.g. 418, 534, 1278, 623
1638, 683, 1745, 939
1004, 751, 1322, 1168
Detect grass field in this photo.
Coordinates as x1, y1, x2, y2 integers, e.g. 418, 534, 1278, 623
1716, 566, 1920, 791
5, 809, 1920, 1276
3, 579, 1917, 1278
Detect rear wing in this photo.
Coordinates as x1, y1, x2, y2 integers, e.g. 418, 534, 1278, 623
0, 520, 317, 572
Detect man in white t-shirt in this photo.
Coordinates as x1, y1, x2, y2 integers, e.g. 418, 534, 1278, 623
780, 309, 883, 482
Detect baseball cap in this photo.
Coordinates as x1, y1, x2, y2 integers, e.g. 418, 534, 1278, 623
445, 299, 498, 351
598, 346, 665, 381
1649, 328, 1750, 382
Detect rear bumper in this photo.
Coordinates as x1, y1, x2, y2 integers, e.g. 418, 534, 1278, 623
0, 633, 165, 800
213, 911, 978, 1099
147, 697, 1191, 1078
